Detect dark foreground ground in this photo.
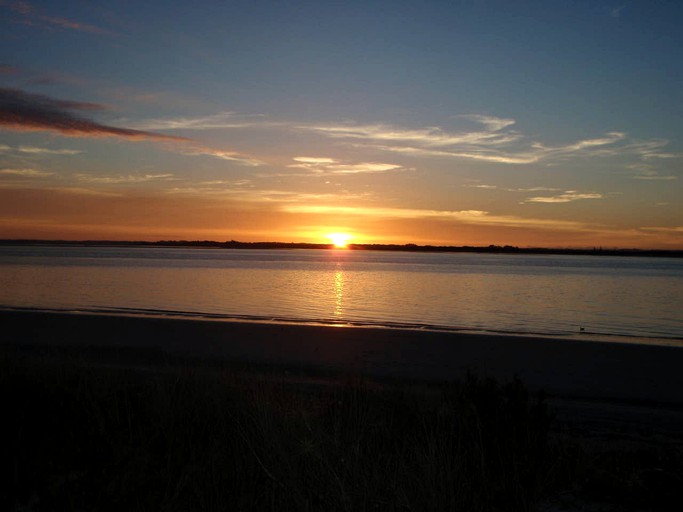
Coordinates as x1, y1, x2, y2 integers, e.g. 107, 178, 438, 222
2, 311, 683, 511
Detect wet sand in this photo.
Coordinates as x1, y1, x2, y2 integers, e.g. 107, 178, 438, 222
3, 309, 683, 405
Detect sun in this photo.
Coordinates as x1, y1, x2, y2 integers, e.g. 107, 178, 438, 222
326, 232, 352, 248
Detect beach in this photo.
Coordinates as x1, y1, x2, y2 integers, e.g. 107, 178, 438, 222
4, 309, 683, 510
3, 309, 683, 405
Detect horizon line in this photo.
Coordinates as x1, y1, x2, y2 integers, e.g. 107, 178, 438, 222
0, 238, 681, 255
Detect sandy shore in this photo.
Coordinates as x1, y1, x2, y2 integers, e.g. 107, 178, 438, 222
3, 309, 683, 405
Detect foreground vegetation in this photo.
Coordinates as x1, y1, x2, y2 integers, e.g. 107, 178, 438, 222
1, 348, 681, 511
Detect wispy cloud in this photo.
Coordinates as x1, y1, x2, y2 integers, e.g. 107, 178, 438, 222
161, 179, 253, 194
627, 162, 678, 181
131, 111, 680, 176
536, 132, 626, 153
16, 146, 81, 155
132, 111, 270, 131
0, 63, 88, 88
0, 64, 19, 75
107, 112, 266, 165
0, 167, 53, 177
0, 90, 270, 166
633, 175, 677, 181
515, 187, 563, 192
468, 184, 499, 189
179, 146, 264, 166
75, 173, 177, 184
292, 157, 337, 165
522, 191, 603, 204
289, 156, 404, 175
641, 226, 683, 233
281, 204, 589, 231
48, 186, 123, 197
299, 117, 632, 166
458, 114, 516, 132
0, 88, 188, 141
599, 139, 680, 161
15, 145, 82, 155
39, 16, 111, 35
465, 183, 561, 192
299, 116, 520, 148
1, 0, 115, 36
362, 144, 539, 164
165, 185, 366, 205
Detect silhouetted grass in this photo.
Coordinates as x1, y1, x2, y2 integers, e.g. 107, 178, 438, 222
1, 349, 681, 511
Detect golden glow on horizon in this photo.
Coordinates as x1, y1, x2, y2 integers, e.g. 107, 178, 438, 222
1, 186, 681, 249
326, 232, 352, 248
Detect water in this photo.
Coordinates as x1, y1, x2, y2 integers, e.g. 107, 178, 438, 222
1, 245, 682, 343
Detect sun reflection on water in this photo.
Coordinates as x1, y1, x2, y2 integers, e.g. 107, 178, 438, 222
334, 268, 344, 317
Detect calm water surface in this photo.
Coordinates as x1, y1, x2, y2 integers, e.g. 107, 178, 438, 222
1, 245, 682, 342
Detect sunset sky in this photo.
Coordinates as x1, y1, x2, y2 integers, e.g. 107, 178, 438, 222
1, 0, 681, 248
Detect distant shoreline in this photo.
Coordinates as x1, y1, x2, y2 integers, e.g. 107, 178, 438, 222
1, 238, 681, 258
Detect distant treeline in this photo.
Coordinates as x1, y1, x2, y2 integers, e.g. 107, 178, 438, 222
1, 239, 682, 258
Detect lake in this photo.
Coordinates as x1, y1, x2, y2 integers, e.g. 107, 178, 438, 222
1, 245, 681, 343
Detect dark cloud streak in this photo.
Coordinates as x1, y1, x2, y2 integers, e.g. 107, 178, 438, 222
0, 88, 187, 141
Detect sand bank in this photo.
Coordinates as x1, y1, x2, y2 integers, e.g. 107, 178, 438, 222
3, 309, 683, 404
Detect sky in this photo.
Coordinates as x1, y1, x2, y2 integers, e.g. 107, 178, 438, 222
0, 0, 681, 248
